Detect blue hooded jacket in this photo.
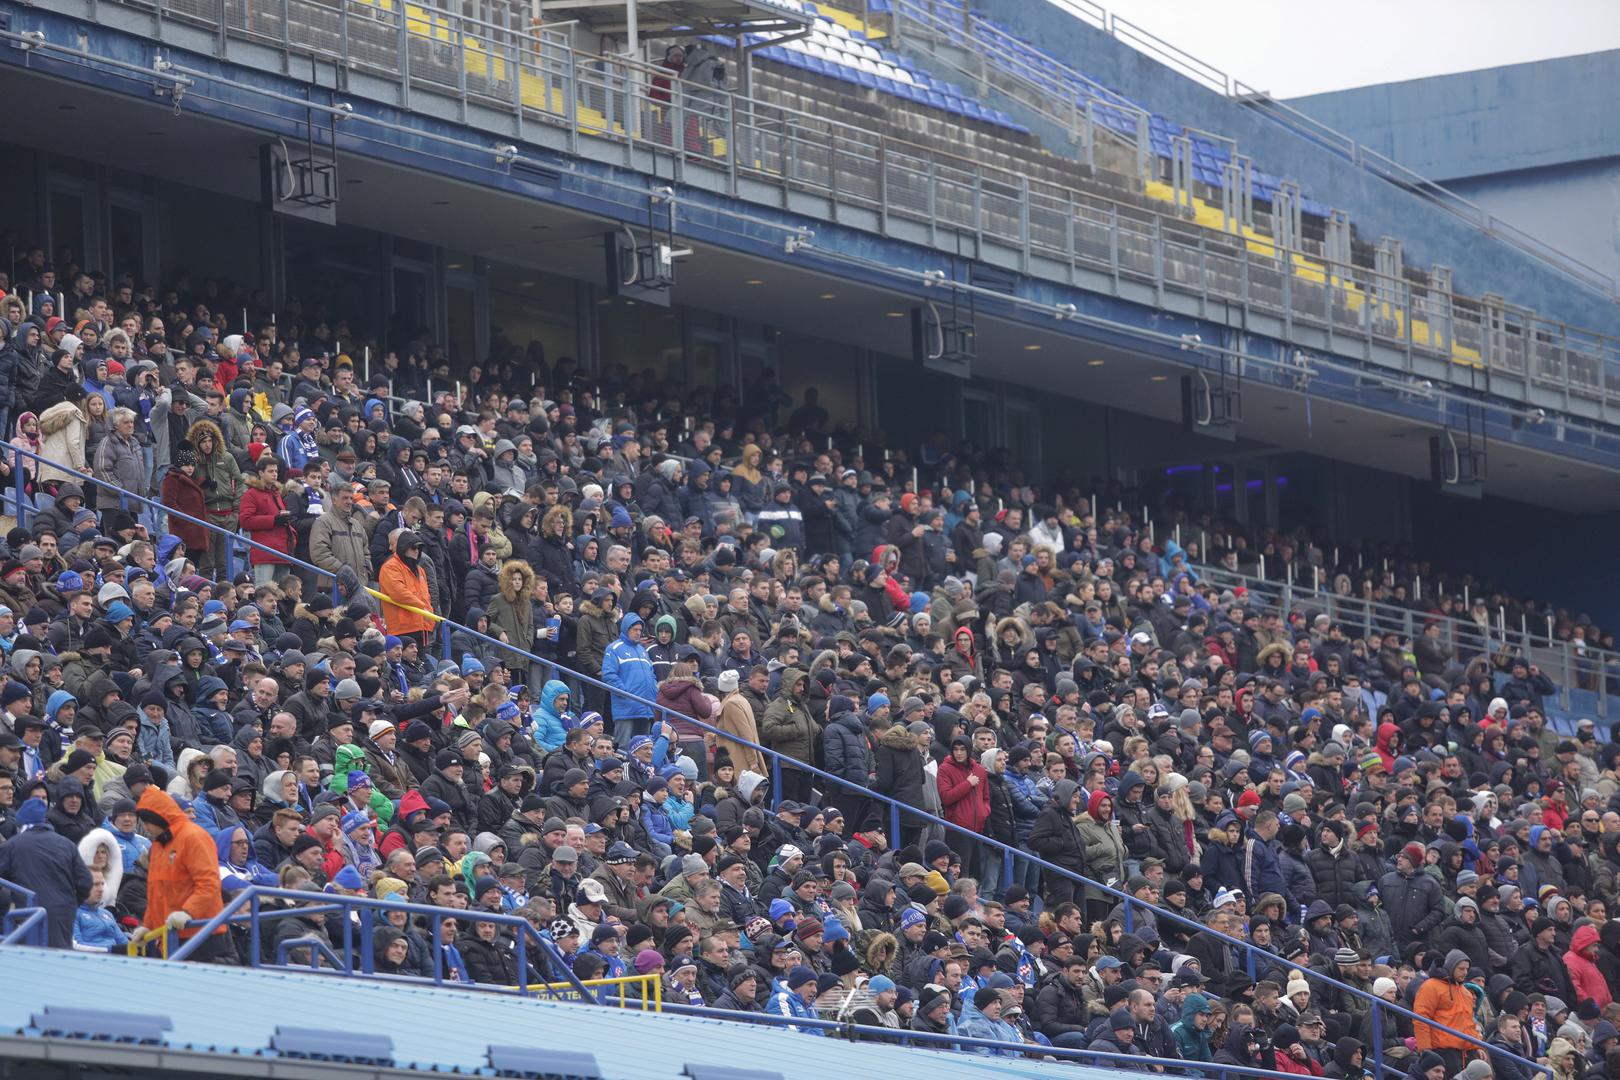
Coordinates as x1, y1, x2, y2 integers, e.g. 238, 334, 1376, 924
193, 676, 234, 746
601, 613, 655, 721
213, 824, 277, 893
532, 679, 573, 753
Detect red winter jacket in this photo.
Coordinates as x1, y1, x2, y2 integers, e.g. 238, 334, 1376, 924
1566, 923, 1612, 1010
936, 750, 990, 833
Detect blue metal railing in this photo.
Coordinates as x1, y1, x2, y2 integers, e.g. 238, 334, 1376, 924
0, 874, 47, 948
161, 885, 587, 1001
4, 442, 1542, 1079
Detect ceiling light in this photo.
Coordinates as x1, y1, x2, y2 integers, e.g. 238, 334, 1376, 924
447, 263, 464, 270
1149, 374, 1169, 382
1023, 344, 1041, 351
819, 293, 836, 300
1086, 359, 1105, 367
885, 311, 906, 318
744, 279, 765, 286
519, 281, 536, 287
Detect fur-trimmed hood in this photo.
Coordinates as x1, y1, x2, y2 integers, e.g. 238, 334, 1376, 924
186, 418, 227, 459
498, 559, 536, 602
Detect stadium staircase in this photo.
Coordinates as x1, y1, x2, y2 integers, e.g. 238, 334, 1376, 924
0, 442, 1551, 1080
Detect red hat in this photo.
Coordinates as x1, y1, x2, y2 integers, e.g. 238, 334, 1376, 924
899, 492, 917, 513
1356, 822, 1379, 840
1236, 789, 1262, 811
1401, 842, 1426, 867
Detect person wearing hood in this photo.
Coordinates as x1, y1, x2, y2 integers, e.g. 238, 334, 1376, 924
73, 827, 129, 951
135, 787, 226, 958
1171, 991, 1216, 1066
1323, 1036, 1369, 1080
1566, 922, 1612, 1011
760, 666, 817, 805
1028, 777, 1086, 905
820, 695, 873, 825
191, 677, 234, 749
1413, 948, 1482, 1074
0, 795, 92, 947
376, 529, 436, 653
47, 773, 98, 843
214, 823, 277, 895
485, 559, 536, 677
602, 612, 657, 746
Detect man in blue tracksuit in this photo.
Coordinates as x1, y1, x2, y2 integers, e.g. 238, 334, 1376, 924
601, 613, 656, 746
767, 965, 824, 1035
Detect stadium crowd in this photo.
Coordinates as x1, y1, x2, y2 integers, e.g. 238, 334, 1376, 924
1, 259, 1619, 1079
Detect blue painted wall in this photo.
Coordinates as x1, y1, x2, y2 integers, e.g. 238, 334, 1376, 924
1290, 53, 1620, 300
971, 0, 1620, 333
1288, 52, 1620, 181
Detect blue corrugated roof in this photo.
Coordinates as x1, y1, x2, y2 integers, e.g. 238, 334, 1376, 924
0, 950, 1077, 1079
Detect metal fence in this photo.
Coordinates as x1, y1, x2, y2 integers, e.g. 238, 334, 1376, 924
85, 0, 1620, 412
1183, 550, 1615, 717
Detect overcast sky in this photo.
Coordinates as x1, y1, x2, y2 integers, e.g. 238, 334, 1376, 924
1089, 0, 1620, 98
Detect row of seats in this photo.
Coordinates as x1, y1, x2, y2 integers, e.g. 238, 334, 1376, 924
860, 0, 1332, 216
722, 0, 1028, 131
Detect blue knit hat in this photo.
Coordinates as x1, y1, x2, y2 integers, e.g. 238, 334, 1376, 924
104, 601, 134, 625
867, 692, 890, 713
1248, 729, 1272, 752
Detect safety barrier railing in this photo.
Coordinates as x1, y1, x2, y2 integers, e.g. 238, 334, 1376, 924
60, 0, 1620, 410
0, 875, 47, 948
1187, 556, 1613, 718
1, 441, 1547, 1080
157, 886, 589, 1000
522, 973, 663, 1010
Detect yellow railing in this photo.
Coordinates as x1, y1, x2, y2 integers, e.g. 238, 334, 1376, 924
518, 973, 664, 1011
125, 925, 171, 958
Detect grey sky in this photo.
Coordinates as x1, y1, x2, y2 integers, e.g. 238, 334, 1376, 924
1090, 0, 1620, 98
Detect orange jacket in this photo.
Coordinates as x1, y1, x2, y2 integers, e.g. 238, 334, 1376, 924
377, 554, 437, 637
137, 787, 224, 937
1412, 970, 1480, 1051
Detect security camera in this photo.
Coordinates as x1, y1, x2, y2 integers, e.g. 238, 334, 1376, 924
1180, 333, 1202, 350
494, 144, 519, 167
333, 102, 355, 119
1054, 303, 1077, 321
1527, 408, 1547, 425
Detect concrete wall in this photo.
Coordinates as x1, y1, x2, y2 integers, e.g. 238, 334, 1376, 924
971, 0, 1620, 333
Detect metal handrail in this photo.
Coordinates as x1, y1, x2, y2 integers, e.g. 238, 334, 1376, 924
83, 0, 1620, 407
0, 874, 46, 949
4, 443, 1544, 1080
1184, 554, 1613, 718
164, 886, 589, 1000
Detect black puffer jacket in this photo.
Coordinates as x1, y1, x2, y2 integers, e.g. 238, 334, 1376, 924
1027, 780, 1085, 877
1376, 867, 1445, 946
1307, 831, 1364, 910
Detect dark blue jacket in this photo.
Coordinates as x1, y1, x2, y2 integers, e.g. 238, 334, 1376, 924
0, 819, 93, 947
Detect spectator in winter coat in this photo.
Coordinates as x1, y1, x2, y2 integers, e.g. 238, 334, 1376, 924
1379, 843, 1446, 947
1028, 779, 1086, 906
1413, 949, 1481, 1065
935, 735, 989, 868
1564, 922, 1611, 1011
820, 696, 873, 827
0, 797, 92, 947
602, 612, 657, 745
